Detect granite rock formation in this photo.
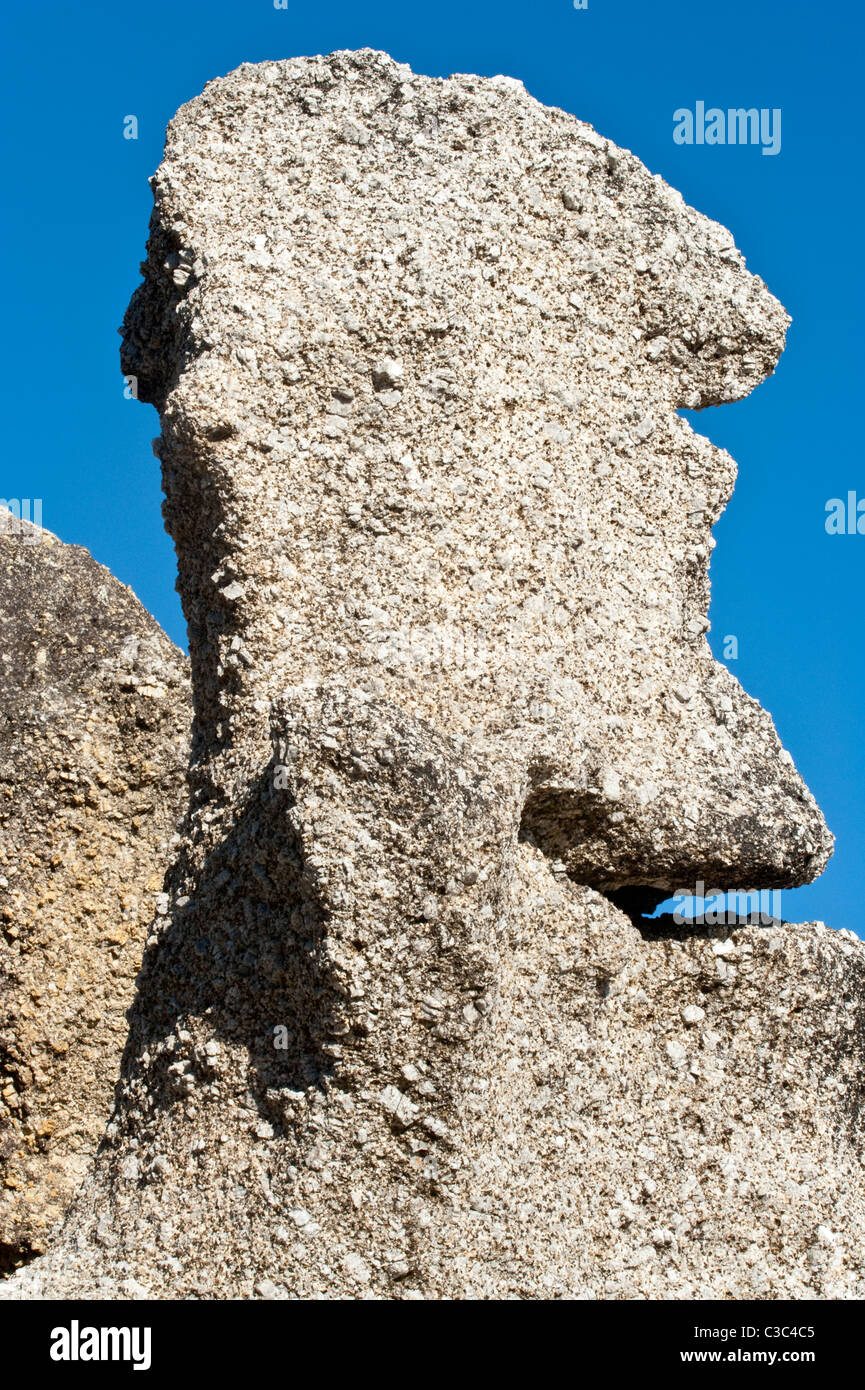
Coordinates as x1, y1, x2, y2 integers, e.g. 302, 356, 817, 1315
3, 50, 862, 1300
0, 523, 190, 1269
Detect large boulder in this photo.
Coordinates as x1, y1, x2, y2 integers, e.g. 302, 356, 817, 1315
0, 522, 189, 1268
4, 51, 861, 1299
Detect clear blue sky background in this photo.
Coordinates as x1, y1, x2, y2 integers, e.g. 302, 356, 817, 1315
1, 1, 861, 932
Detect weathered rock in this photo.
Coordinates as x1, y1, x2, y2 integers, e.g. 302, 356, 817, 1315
120, 49, 828, 896
4, 50, 862, 1300
0, 522, 190, 1268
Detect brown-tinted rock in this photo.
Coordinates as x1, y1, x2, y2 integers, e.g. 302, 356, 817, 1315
0, 523, 190, 1267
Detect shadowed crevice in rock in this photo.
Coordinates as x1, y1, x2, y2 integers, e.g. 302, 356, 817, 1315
0, 1241, 36, 1278
110, 765, 341, 1129
604, 885, 670, 922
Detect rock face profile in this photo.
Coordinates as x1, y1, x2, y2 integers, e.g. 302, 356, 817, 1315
3, 50, 863, 1299
0, 524, 190, 1270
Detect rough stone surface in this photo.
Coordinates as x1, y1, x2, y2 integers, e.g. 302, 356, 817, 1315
120, 48, 828, 895
3, 50, 862, 1300
0, 523, 190, 1268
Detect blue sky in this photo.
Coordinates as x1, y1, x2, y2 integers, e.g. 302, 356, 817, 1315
1, 0, 861, 933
